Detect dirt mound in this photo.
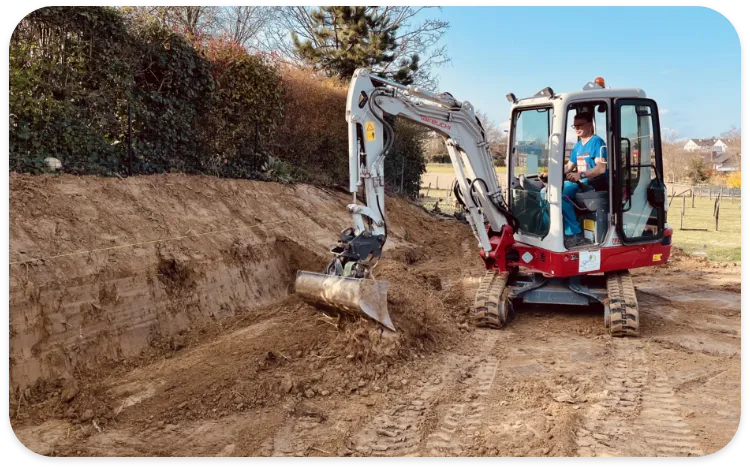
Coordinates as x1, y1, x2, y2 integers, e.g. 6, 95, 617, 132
9, 173, 479, 438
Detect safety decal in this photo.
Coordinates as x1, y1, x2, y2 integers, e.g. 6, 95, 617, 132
579, 250, 601, 273
366, 121, 376, 141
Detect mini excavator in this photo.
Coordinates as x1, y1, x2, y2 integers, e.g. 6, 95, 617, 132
295, 69, 671, 337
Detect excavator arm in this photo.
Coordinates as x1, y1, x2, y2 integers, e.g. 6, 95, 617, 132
295, 69, 518, 330
344, 69, 516, 258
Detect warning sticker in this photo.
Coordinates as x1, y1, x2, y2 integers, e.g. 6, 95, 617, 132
365, 121, 376, 141
653, 253, 662, 262
583, 219, 595, 231
579, 250, 601, 273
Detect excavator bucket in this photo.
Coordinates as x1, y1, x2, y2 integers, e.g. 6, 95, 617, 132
294, 271, 394, 331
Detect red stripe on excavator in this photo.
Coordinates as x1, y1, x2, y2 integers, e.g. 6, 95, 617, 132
482, 227, 672, 277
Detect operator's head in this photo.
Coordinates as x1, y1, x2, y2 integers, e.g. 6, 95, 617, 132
573, 112, 594, 138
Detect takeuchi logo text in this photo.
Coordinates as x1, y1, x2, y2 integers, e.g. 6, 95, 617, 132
420, 115, 451, 130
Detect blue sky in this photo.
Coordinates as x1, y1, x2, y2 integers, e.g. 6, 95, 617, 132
426, 7, 740, 140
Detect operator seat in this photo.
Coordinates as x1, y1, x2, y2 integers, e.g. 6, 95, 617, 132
519, 174, 544, 192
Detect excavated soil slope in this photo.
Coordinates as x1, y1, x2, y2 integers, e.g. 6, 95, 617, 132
9, 174, 740, 457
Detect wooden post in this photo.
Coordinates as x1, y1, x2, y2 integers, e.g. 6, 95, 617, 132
715, 203, 720, 231
682, 195, 686, 216
680, 209, 684, 230
426, 182, 432, 198
692, 190, 695, 208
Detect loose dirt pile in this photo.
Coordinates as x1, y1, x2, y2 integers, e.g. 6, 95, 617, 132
9, 173, 477, 451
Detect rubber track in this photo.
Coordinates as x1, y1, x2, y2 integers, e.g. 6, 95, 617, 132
473, 271, 510, 329
607, 270, 639, 337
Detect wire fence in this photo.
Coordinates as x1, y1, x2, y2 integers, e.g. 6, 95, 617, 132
674, 185, 741, 199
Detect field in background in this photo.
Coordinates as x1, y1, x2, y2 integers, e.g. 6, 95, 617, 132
670, 195, 741, 263
420, 164, 508, 213
420, 166, 741, 264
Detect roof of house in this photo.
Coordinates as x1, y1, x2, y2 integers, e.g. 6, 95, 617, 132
715, 153, 732, 165
687, 138, 717, 147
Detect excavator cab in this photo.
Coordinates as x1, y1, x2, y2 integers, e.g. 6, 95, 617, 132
506, 82, 668, 254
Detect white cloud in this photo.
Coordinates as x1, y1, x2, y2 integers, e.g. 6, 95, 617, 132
660, 108, 670, 115
500, 120, 510, 132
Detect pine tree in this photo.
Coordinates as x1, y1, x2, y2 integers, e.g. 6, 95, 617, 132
292, 6, 419, 84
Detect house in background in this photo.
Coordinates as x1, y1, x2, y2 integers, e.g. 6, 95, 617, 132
683, 138, 729, 153
712, 152, 739, 172
697, 148, 739, 172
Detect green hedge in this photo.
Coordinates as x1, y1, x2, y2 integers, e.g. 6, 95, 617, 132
10, 6, 425, 196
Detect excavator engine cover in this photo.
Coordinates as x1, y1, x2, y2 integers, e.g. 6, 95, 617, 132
294, 271, 394, 331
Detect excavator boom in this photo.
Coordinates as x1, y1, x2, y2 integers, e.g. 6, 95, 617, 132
295, 69, 515, 330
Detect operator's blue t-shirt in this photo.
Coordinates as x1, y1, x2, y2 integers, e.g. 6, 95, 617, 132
571, 135, 607, 184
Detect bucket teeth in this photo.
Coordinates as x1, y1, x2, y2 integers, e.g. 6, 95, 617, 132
295, 271, 394, 331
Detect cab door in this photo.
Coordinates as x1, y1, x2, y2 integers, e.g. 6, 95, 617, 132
613, 99, 667, 244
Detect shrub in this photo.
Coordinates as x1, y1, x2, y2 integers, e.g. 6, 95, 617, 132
9, 7, 426, 193
726, 171, 741, 188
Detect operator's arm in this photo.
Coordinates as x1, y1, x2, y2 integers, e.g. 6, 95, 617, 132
583, 158, 607, 178
563, 160, 576, 175
582, 137, 607, 179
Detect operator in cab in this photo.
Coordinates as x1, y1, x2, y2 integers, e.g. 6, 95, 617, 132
562, 112, 607, 247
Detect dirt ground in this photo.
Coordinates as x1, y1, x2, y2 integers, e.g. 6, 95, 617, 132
9, 174, 740, 457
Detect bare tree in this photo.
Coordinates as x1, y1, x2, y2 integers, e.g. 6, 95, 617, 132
260, 6, 449, 88
422, 131, 448, 162
661, 142, 693, 183
662, 127, 680, 143
477, 111, 506, 164
217, 6, 273, 48
122, 6, 220, 37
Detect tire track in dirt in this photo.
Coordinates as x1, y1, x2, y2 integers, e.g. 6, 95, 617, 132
424, 354, 499, 456
350, 362, 457, 456
576, 339, 703, 456
350, 333, 498, 456
634, 372, 703, 456
576, 339, 648, 456
271, 416, 324, 457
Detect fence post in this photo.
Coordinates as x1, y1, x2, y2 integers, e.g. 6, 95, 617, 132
682, 195, 686, 216
692, 190, 695, 208
715, 203, 720, 231
426, 182, 432, 198
680, 208, 684, 230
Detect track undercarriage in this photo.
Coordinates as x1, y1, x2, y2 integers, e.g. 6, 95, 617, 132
473, 269, 639, 337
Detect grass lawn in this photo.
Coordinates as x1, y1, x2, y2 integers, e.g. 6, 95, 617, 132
669, 195, 741, 263
422, 164, 508, 191
425, 163, 508, 176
